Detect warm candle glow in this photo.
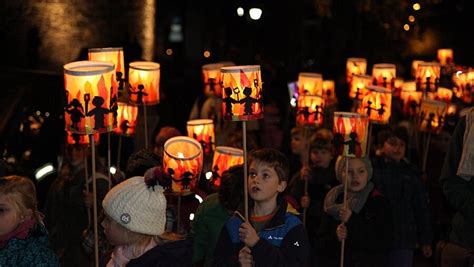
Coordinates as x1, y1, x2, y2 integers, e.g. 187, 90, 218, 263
296, 95, 325, 126
114, 102, 139, 136
211, 146, 244, 188
322, 80, 337, 103
349, 74, 372, 99
202, 63, 225, 97
357, 85, 392, 124
187, 119, 215, 154
411, 60, 425, 78
436, 87, 453, 103
333, 112, 369, 157
88, 47, 125, 90
416, 62, 440, 93
346, 58, 367, 83
298, 72, 323, 95
372, 63, 396, 90
128, 61, 160, 105
419, 99, 447, 134
400, 90, 422, 115
437, 48, 453, 66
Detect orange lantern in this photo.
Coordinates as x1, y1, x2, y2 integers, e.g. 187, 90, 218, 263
163, 136, 203, 195
210, 146, 244, 188
296, 95, 325, 126
402, 80, 416, 92
128, 61, 160, 105
333, 112, 369, 157
187, 119, 215, 154
437, 48, 454, 66
202, 63, 224, 97
411, 60, 424, 77
453, 70, 473, 104
393, 78, 404, 98
400, 88, 422, 116
447, 104, 457, 116
372, 63, 396, 90
66, 131, 100, 145
64, 61, 117, 134
358, 85, 392, 124
349, 74, 371, 99
322, 80, 337, 103
416, 62, 440, 93
419, 99, 447, 134
436, 87, 453, 103
113, 102, 138, 136
346, 58, 367, 83
298, 72, 323, 95
220, 65, 263, 121
88, 47, 125, 91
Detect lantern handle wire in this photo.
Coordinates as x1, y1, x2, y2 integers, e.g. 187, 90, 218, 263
243, 121, 249, 221
90, 135, 100, 267
340, 156, 349, 267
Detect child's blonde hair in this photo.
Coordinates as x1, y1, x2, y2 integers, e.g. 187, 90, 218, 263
0, 175, 41, 222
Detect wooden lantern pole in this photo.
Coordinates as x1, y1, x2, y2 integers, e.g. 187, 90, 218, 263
83, 145, 91, 227
340, 157, 349, 267
90, 135, 99, 267
243, 121, 249, 220
144, 105, 149, 149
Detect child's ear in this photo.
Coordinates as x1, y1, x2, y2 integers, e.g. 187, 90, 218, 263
277, 180, 287, 193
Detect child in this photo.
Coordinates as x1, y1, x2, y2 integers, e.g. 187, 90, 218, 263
213, 148, 310, 266
289, 126, 314, 178
0, 175, 59, 266
100, 168, 192, 266
316, 156, 392, 267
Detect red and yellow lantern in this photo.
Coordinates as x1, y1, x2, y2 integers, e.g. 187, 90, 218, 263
436, 87, 453, 103
322, 80, 337, 103
128, 61, 160, 105
346, 58, 367, 83
358, 85, 392, 124
187, 119, 215, 154
349, 74, 372, 99
298, 72, 323, 95
333, 112, 369, 157
411, 60, 424, 78
220, 65, 263, 121
416, 62, 440, 93
210, 146, 244, 188
296, 95, 325, 126
163, 136, 203, 195
114, 102, 138, 136
419, 99, 447, 134
400, 88, 422, 116
452, 70, 473, 104
64, 61, 117, 134
88, 47, 125, 90
202, 63, 224, 97
372, 63, 396, 90
393, 78, 404, 98
437, 48, 454, 66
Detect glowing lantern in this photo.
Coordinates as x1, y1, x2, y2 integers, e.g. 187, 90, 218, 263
210, 146, 244, 188
333, 112, 369, 157
113, 102, 138, 137
128, 61, 160, 105
350, 74, 372, 99
88, 47, 125, 91
402, 80, 416, 92
322, 80, 337, 103
66, 132, 100, 145
346, 58, 367, 83
220, 65, 263, 121
416, 62, 440, 93
372, 63, 396, 90
447, 104, 457, 116
453, 70, 473, 104
298, 72, 323, 95
436, 87, 453, 103
358, 85, 392, 124
419, 99, 447, 134
296, 95, 325, 126
187, 119, 215, 154
393, 78, 404, 98
437, 49, 454, 66
64, 61, 117, 134
163, 136, 203, 195
202, 63, 224, 97
400, 89, 422, 116
411, 60, 424, 77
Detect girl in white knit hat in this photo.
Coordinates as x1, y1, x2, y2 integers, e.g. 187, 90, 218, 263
100, 167, 192, 267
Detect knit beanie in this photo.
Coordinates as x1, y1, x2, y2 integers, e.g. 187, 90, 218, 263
335, 156, 373, 182
102, 175, 167, 236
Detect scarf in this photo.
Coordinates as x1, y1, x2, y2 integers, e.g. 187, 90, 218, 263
106, 238, 157, 267
324, 182, 374, 221
0, 218, 36, 248
457, 108, 474, 181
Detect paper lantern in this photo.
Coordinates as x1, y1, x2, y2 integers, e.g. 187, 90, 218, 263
210, 146, 244, 188
358, 85, 392, 124
416, 62, 440, 93
220, 65, 263, 121
372, 63, 396, 90
346, 58, 367, 83
88, 47, 125, 91
419, 99, 447, 134
322, 80, 337, 103
187, 119, 215, 154
333, 112, 369, 157
66, 132, 100, 145
296, 95, 325, 126
349, 74, 372, 99
202, 63, 224, 97
437, 49, 454, 66
163, 136, 203, 195
298, 72, 323, 95
400, 90, 422, 116
113, 102, 138, 137
411, 60, 424, 77
64, 61, 117, 134
452, 70, 473, 104
393, 78, 404, 98
436, 87, 453, 103
128, 61, 160, 105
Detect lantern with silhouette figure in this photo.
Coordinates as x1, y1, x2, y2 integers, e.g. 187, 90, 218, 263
349, 74, 371, 99
163, 136, 203, 195
296, 95, 325, 126
202, 63, 224, 97
416, 62, 440, 93
436, 87, 453, 103
322, 80, 337, 104
346, 58, 367, 83
66, 132, 100, 145
452, 70, 473, 104
88, 47, 125, 91
298, 72, 323, 96
333, 112, 369, 157
418, 99, 447, 134
372, 64, 396, 90
358, 85, 392, 124
64, 61, 117, 134
220, 65, 263, 121
437, 49, 454, 66
113, 102, 138, 137
128, 61, 160, 105
210, 146, 244, 188
400, 89, 422, 116
187, 119, 215, 155
411, 60, 424, 78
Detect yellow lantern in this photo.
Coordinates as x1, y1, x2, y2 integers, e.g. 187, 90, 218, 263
416, 62, 440, 93
163, 136, 203, 195
210, 146, 244, 188
64, 61, 117, 134
298, 72, 323, 95
88, 47, 125, 91
202, 63, 224, 97
66, 132, 100, 145
358, 85, 392, 124
436, 87, 453, 103
400, 90, 422, 116
393, 78, 404, 98
437, 48, 454, 66
411, 60, 425, 77
346, 58, 367, 83
453, 70, 473, 104
349, 74, 372, 99
128, 61, 160, 105
296, 95, 325, 126
113, 102, 138, 137
333, 112, 369, 157
402, 80, 416, 92
187, 119, 215, 154
322, 80, 337, 103
220, 65, 263, 121
372, 63, 396, 90
419, 99, 447, 134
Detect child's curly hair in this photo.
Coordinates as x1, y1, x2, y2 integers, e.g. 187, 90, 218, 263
0, 175, 41, 223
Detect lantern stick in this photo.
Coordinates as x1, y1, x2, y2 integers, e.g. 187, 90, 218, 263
303, 126, 311, 225
243, 121, 249, 220
366, 122, 373, 157
83, 146, 91, 227
340, 157, 349, 267
177, 195, 182, 234
107, 132, 112, 189
422, 132, 431, 172
144, 105, 149, 149
117, 135, 122, 169
90, 135, 99, 267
